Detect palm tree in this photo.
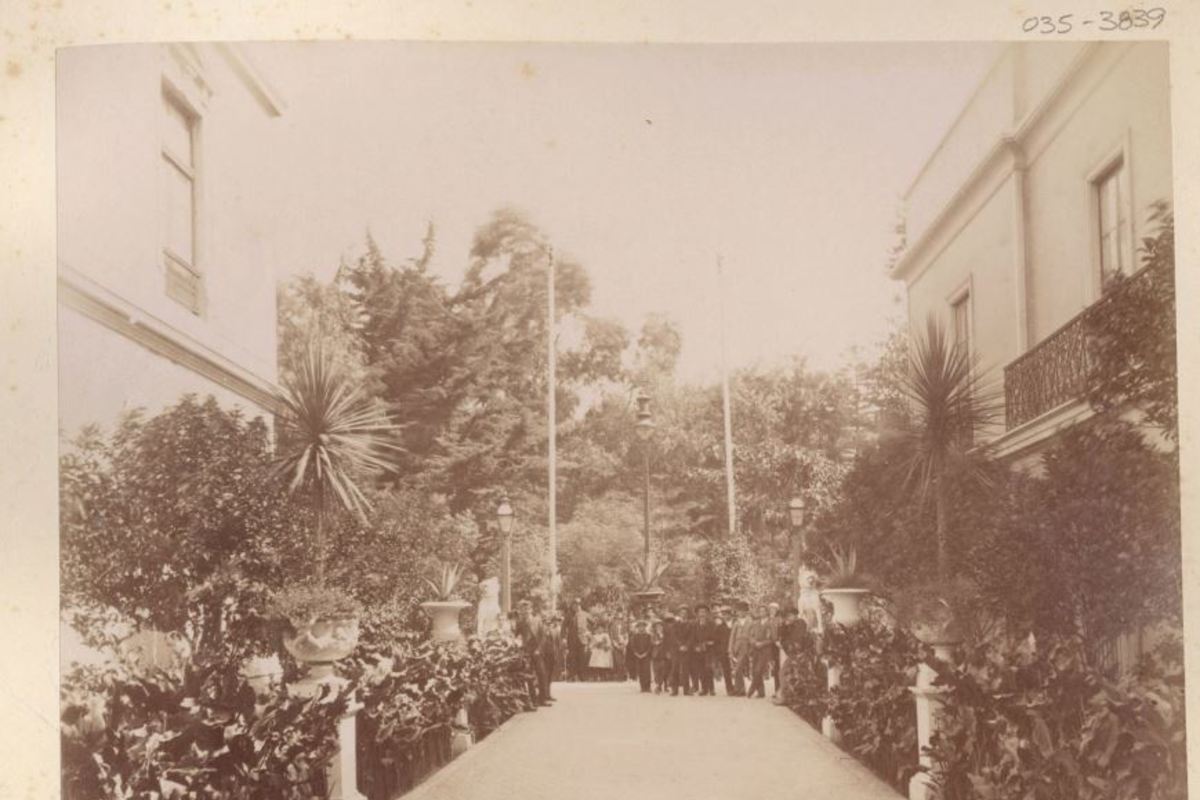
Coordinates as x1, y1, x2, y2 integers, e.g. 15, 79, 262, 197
275, 344, 403, 585
897, 316, 1000, 583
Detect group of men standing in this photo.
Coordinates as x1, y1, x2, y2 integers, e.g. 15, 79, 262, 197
511, 595, 814, 706
639, 600, 810, 698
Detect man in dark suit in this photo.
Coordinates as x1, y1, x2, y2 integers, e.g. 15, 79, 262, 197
748, 604, 775, 699
668, 606, 695, 695
561, 598, 590, 681
713, 606, 734, 696
776, 606, 812, 704
542, 611, 561, 701
516, 600, 551, 706
652, 617, 670, 693
728, 601, 752, 696
691, 605, 717, 696
627, 619, 654, 692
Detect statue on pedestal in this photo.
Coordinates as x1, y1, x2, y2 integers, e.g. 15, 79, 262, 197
476, 577, 503, 638
797, 565, 824, 635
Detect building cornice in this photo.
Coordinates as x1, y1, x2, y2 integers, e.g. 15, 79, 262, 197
58, 264, 282, 415
214, 43, 286, 118
891, 137, 1023, 284
891, 42, 1109, 285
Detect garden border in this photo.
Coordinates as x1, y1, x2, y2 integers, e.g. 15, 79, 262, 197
397, 705, 539, 800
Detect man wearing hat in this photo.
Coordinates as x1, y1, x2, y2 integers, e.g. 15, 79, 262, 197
562, 598, 590, 682
691, 605, 718, 696
515, 599, 551, 706
651, 616, 670, 693
712, 605, 735, 696
728, 601, 752, 696
668, 606, 695, 695
767, 602, 783, 698
627, 618, 654, 692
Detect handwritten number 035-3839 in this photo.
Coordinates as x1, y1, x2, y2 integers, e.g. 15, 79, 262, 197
1022, 9, 1167, 34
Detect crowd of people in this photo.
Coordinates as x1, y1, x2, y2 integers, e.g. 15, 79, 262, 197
506, 596, 816, 707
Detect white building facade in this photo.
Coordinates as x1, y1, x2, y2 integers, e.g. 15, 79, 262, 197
892, 42, 1173, 464
57, 43, 286, 438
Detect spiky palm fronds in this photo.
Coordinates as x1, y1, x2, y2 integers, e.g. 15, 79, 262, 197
897, 317, 1001, 494
276, 344, 403, 518
826, 543, 858, 585
423, 563, 464, 601
275, 344, 403, 583
626, 553, 670, 591
896, 317, 1001, 581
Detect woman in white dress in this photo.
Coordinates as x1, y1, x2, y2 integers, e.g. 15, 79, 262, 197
588, 621, 613, 681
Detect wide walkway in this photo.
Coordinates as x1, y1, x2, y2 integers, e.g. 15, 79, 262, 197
406, 680, 901, 800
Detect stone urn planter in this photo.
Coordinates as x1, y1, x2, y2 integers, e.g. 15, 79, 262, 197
911, 619, 962, 663
283, 616, 361, 698
631, 586, 666, 607
422, 563, 470, 643
422, 600, 471, 643
283, 616, 361, 663
270, 584, 363, 699
821, 587, 869, 627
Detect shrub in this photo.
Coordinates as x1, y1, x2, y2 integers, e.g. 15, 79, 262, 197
925, 635, 1187, 800
782, 628, 827, 727
821, 613, 925, 790
61, 634, 534, 800
59, 397, 309, 665
966, 419, 1182, 653
60, 660, 344, 800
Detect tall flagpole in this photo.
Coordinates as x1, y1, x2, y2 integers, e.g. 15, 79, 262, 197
547, 247, 558, 613
717, 255, 737, 538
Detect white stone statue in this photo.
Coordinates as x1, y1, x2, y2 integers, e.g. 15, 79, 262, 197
797, 565, 824, 635
476, 577, 503, 638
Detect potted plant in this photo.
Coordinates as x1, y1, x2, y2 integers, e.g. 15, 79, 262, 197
892, 580, 967, 661
626, 553, 669, 606
273, 346, 399, 692
820, 544, 870, 626
421, 563, 470, 643
271, 584, 363, 695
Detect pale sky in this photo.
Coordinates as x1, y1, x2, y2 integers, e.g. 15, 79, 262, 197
247, 42, 1002, 381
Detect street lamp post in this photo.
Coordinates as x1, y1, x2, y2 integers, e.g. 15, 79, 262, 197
788, 496, 807, 602
497, 495, 514, 614
635, 391, 655, 565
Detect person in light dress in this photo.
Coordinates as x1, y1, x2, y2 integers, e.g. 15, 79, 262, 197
588, 619, 613, 680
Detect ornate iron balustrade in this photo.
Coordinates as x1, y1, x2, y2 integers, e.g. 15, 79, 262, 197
1003, 266, 1155, 429
1005, 304, 1096, 429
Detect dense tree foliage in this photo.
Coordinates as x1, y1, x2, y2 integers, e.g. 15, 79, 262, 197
1085, 201, 1177, 437
270, 209, 880, 609
60, 397, 306, 662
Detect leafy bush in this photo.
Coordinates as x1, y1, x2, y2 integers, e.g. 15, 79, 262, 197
780, 607, 925, 791
705, 532, 775, 606
821, 613, 925, 790
782, 628, 827, 727
270, 584, 363, 628
60, 397, 309, 665
966, 420, 1182, 653
62, 635, 534, 800
61, 660, 345, 800
1085, 201, 1176, 438
925, 635, 1187, 800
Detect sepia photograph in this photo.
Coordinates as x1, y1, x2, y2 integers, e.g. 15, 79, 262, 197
51, 35, 1185, 800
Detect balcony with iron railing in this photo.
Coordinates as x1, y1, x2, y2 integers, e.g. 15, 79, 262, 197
1003, 265, 1153, 430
